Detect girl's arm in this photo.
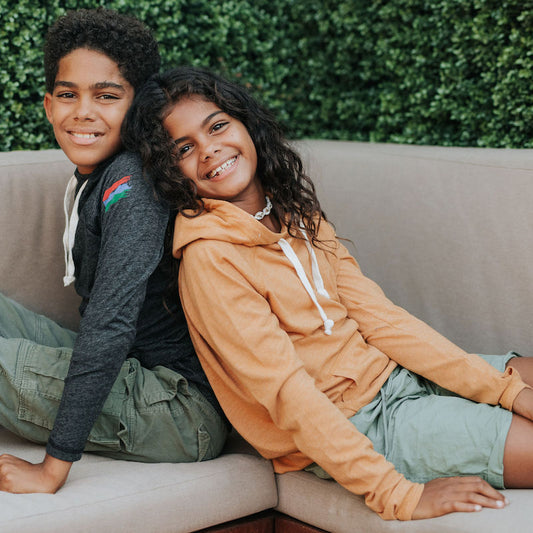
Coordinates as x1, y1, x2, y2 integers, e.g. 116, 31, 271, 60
331, 232, 527, 410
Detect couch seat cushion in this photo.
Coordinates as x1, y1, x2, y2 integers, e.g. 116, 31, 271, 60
276, 470, 531, 532
0, 428, 277, 533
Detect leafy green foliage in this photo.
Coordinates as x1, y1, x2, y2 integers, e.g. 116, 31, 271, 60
1, 0, 532, 150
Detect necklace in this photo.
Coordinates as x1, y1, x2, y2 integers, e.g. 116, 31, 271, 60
252, 196, 272, 220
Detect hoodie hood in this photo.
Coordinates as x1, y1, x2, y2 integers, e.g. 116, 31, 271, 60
173, 198, 286, 258
173, 198, 334, 336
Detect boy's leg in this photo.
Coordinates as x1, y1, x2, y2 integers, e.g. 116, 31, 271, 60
0, 337, 74, 444
0, 293, 78, 443
0, 293, 77, 348
100, 359, 228, 463
0, 338, 227, 463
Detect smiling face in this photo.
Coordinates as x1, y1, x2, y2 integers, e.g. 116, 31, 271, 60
43, 48, 134, 175
163, 96, 264, 214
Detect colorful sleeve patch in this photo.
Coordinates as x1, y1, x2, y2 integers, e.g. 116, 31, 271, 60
103, 175, 132, 212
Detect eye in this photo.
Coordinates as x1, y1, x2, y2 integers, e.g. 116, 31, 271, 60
175, 143, 193, 159
96, 93, 121, 101
210, 120, 229, 134
56, 91, 76, 99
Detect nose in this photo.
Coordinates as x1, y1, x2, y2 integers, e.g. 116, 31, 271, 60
199, 141, 220, 161
74, 95, 95, 121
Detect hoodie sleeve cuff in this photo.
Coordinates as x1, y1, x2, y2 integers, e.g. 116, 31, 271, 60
46, 440, 82, 463
499, 365, 531, 412
397, 482, 424, 520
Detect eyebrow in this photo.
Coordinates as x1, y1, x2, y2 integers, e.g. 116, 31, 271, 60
53, 80, 126, 92
173, 110, 225, 144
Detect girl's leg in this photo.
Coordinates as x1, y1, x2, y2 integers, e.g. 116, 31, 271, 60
491, 355, 533, 487
345, 367, 511, 488
506, 356, 533, 387
503, 414, 533, 487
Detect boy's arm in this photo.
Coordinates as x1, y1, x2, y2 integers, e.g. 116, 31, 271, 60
0, 454, 71, 494
0, 156, 167, 493
46, 156, 169, 464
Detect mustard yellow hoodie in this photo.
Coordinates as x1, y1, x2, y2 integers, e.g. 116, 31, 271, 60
173, 199, 526, 520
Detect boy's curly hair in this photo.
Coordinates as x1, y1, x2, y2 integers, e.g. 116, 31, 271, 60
44, 8, 160, 93
122, 66, 327, 245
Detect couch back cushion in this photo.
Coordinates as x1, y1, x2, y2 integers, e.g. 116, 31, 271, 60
297, 140, 533, 356
0, 149, 80, 330
2, 143, 532, 355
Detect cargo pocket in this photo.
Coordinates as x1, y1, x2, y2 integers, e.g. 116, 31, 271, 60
124, 362, 217, 463
18, 345, 124, 452
17, 346, 70, 430
197, 423, 212, 462
134, 364, 190, 408
86, 362, 129, 451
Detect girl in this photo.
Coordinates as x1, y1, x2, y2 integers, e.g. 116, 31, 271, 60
122, 66, 533, 521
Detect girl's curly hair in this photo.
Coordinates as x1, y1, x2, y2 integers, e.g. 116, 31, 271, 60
44, 8, 160, 93
122, 65, 327, 244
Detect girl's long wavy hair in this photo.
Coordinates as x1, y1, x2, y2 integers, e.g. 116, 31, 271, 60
122, 66, 328, 245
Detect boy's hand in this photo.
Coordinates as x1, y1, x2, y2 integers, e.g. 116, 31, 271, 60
0, 453, 71, 493
412, 477, 508, 519
511, 387, 533, 422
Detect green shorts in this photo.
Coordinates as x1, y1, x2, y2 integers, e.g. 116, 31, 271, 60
308, 352, 519, 488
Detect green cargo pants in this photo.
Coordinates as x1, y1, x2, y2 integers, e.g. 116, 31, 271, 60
0, 293, 228, 463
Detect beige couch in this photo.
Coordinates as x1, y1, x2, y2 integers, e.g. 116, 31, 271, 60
0, 142, 532, 532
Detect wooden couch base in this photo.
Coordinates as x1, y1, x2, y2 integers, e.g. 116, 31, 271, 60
197, 510, 327, 533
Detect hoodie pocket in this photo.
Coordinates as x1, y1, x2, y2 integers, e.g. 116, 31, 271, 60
330, 348, 361, 385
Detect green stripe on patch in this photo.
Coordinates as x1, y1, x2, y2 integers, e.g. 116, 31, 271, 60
104, 191, 130, 212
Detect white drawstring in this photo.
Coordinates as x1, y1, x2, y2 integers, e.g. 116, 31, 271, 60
278, 234, 334, 335
299, 227, 330, 298
62, 175, 88, 287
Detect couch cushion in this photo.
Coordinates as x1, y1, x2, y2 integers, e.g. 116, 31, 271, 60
0, 150, 80, 331
276, 470, 530, 533
0, 428, 277, 533
297, 140, 533, 357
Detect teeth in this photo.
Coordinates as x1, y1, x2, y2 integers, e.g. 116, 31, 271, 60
72, 132, 97, 138
207, 157, 236, 179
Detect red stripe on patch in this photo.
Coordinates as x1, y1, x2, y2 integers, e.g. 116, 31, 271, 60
103, 176, 131, 202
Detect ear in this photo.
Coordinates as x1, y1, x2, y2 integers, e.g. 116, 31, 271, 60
43, 93, 53, 124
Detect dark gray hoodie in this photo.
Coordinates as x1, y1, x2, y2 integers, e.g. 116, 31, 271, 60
47, 151, 219, 462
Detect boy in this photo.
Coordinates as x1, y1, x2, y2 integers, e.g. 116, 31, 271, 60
0, 8, 227, 494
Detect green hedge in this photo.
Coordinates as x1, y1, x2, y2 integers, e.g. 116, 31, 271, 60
1, 0, 533, 150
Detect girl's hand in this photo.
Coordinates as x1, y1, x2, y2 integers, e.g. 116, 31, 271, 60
412, 477, 508, 519
511, 387, 533, 422
0, 453, 71, 493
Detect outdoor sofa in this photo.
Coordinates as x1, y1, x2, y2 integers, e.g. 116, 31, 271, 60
1, 140, 532, 532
